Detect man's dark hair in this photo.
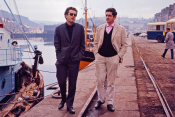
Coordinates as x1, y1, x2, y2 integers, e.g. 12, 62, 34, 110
105, 8, 117, 17
64, 7, 78, 18
166, 28, 170, 30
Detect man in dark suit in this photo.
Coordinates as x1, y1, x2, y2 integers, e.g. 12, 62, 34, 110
54, 7, 85, 114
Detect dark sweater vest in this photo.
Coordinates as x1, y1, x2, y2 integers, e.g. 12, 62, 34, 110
98, 28, 117, 57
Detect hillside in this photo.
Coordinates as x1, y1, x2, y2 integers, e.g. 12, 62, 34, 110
0, 10, 40, 27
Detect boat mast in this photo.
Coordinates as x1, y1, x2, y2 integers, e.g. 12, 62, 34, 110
84, 0, 87, 48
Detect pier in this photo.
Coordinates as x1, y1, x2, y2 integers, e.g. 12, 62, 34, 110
22, 36, 142, 117
4, 35, 172, 116
1, 31, 175, 117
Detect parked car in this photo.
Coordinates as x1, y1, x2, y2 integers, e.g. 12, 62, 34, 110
139, 33, 147, 37
133, 32, 141, 36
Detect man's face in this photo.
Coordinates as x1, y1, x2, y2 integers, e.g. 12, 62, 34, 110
65, 10, 77, 24
106, 12, 116, 24
166, 29, 170, 32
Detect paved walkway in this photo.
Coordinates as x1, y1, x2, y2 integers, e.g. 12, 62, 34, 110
22, 37, 140, 117
96, 37, 140, 117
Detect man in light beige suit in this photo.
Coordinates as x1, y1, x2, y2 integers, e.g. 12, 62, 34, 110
93, 8, 127, 112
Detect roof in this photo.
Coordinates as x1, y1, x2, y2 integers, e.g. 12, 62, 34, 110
23, 25, 30, 28
147, 22, 166, 26
166, 19, 175, 23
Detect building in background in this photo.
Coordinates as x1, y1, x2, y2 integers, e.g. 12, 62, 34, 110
44, 25, 58, 34
154, 3, 175, 22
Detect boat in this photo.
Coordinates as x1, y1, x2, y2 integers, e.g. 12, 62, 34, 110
79, 0, 95, 70
0, 1, 44, 116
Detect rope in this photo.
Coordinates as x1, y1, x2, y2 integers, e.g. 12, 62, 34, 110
89, 0, 92, 10
0, 6, 6, 22
80, 0, 95, 27
0, 5, 13, 33
80, 0, 85, 8
87, 11, 95, 27
0, 1, 33, 65
13, 0, 23, 28
13, 0, 31, 52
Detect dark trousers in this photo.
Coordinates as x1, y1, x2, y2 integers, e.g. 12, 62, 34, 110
56, 60, 80, 107
162, 49, 174, 58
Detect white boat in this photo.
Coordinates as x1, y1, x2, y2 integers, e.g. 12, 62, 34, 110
0, 9, 44, 117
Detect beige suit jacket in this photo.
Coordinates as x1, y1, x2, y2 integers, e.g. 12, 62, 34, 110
93, 23, 128, 63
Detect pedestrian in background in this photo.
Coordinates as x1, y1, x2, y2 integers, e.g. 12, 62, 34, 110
161, 28, 174, 59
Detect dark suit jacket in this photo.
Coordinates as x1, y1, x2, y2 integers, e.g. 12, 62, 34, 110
54, 23, 85, 64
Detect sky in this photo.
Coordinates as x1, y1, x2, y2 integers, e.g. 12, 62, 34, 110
0, 0, 175, 22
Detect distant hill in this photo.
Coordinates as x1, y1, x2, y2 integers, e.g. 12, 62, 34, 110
0, 9, 151, 32
76, 16, 150, 32
0, 10, 40, 27
32, 20, 62, 27
75, 17, 106, 28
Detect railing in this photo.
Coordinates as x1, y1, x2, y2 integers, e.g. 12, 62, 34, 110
0, 48, 22, 66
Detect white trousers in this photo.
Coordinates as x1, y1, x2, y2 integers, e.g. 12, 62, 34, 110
95, 53, 119, 104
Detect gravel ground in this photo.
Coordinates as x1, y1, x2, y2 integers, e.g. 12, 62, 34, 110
132, 35, 175, 117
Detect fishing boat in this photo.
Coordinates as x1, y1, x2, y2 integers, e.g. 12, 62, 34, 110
0, 1, 44, 116
79, 0, 95, 70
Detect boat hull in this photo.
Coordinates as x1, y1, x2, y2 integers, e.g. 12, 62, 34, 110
79, 50, 95, 70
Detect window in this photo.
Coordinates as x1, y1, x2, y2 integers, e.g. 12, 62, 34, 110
0, 34, 2, 41
163, 25, 165, 31
156, 25, 164, 31
7, 39, 10, 47
156, 25, 160, 30
168, 24, 170, 28
152, 25, 156, 31
148, 26, 152, 31
160, 25, 164, 31
171, 23, 173, 31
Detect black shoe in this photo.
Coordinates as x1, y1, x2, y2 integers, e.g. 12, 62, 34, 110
58, 101, 65, 109
107, 104, 115, 112
67, 107, 75, 114
95, 101, 104, 109
161, 55, 165, 58
171, 57, 174, 59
